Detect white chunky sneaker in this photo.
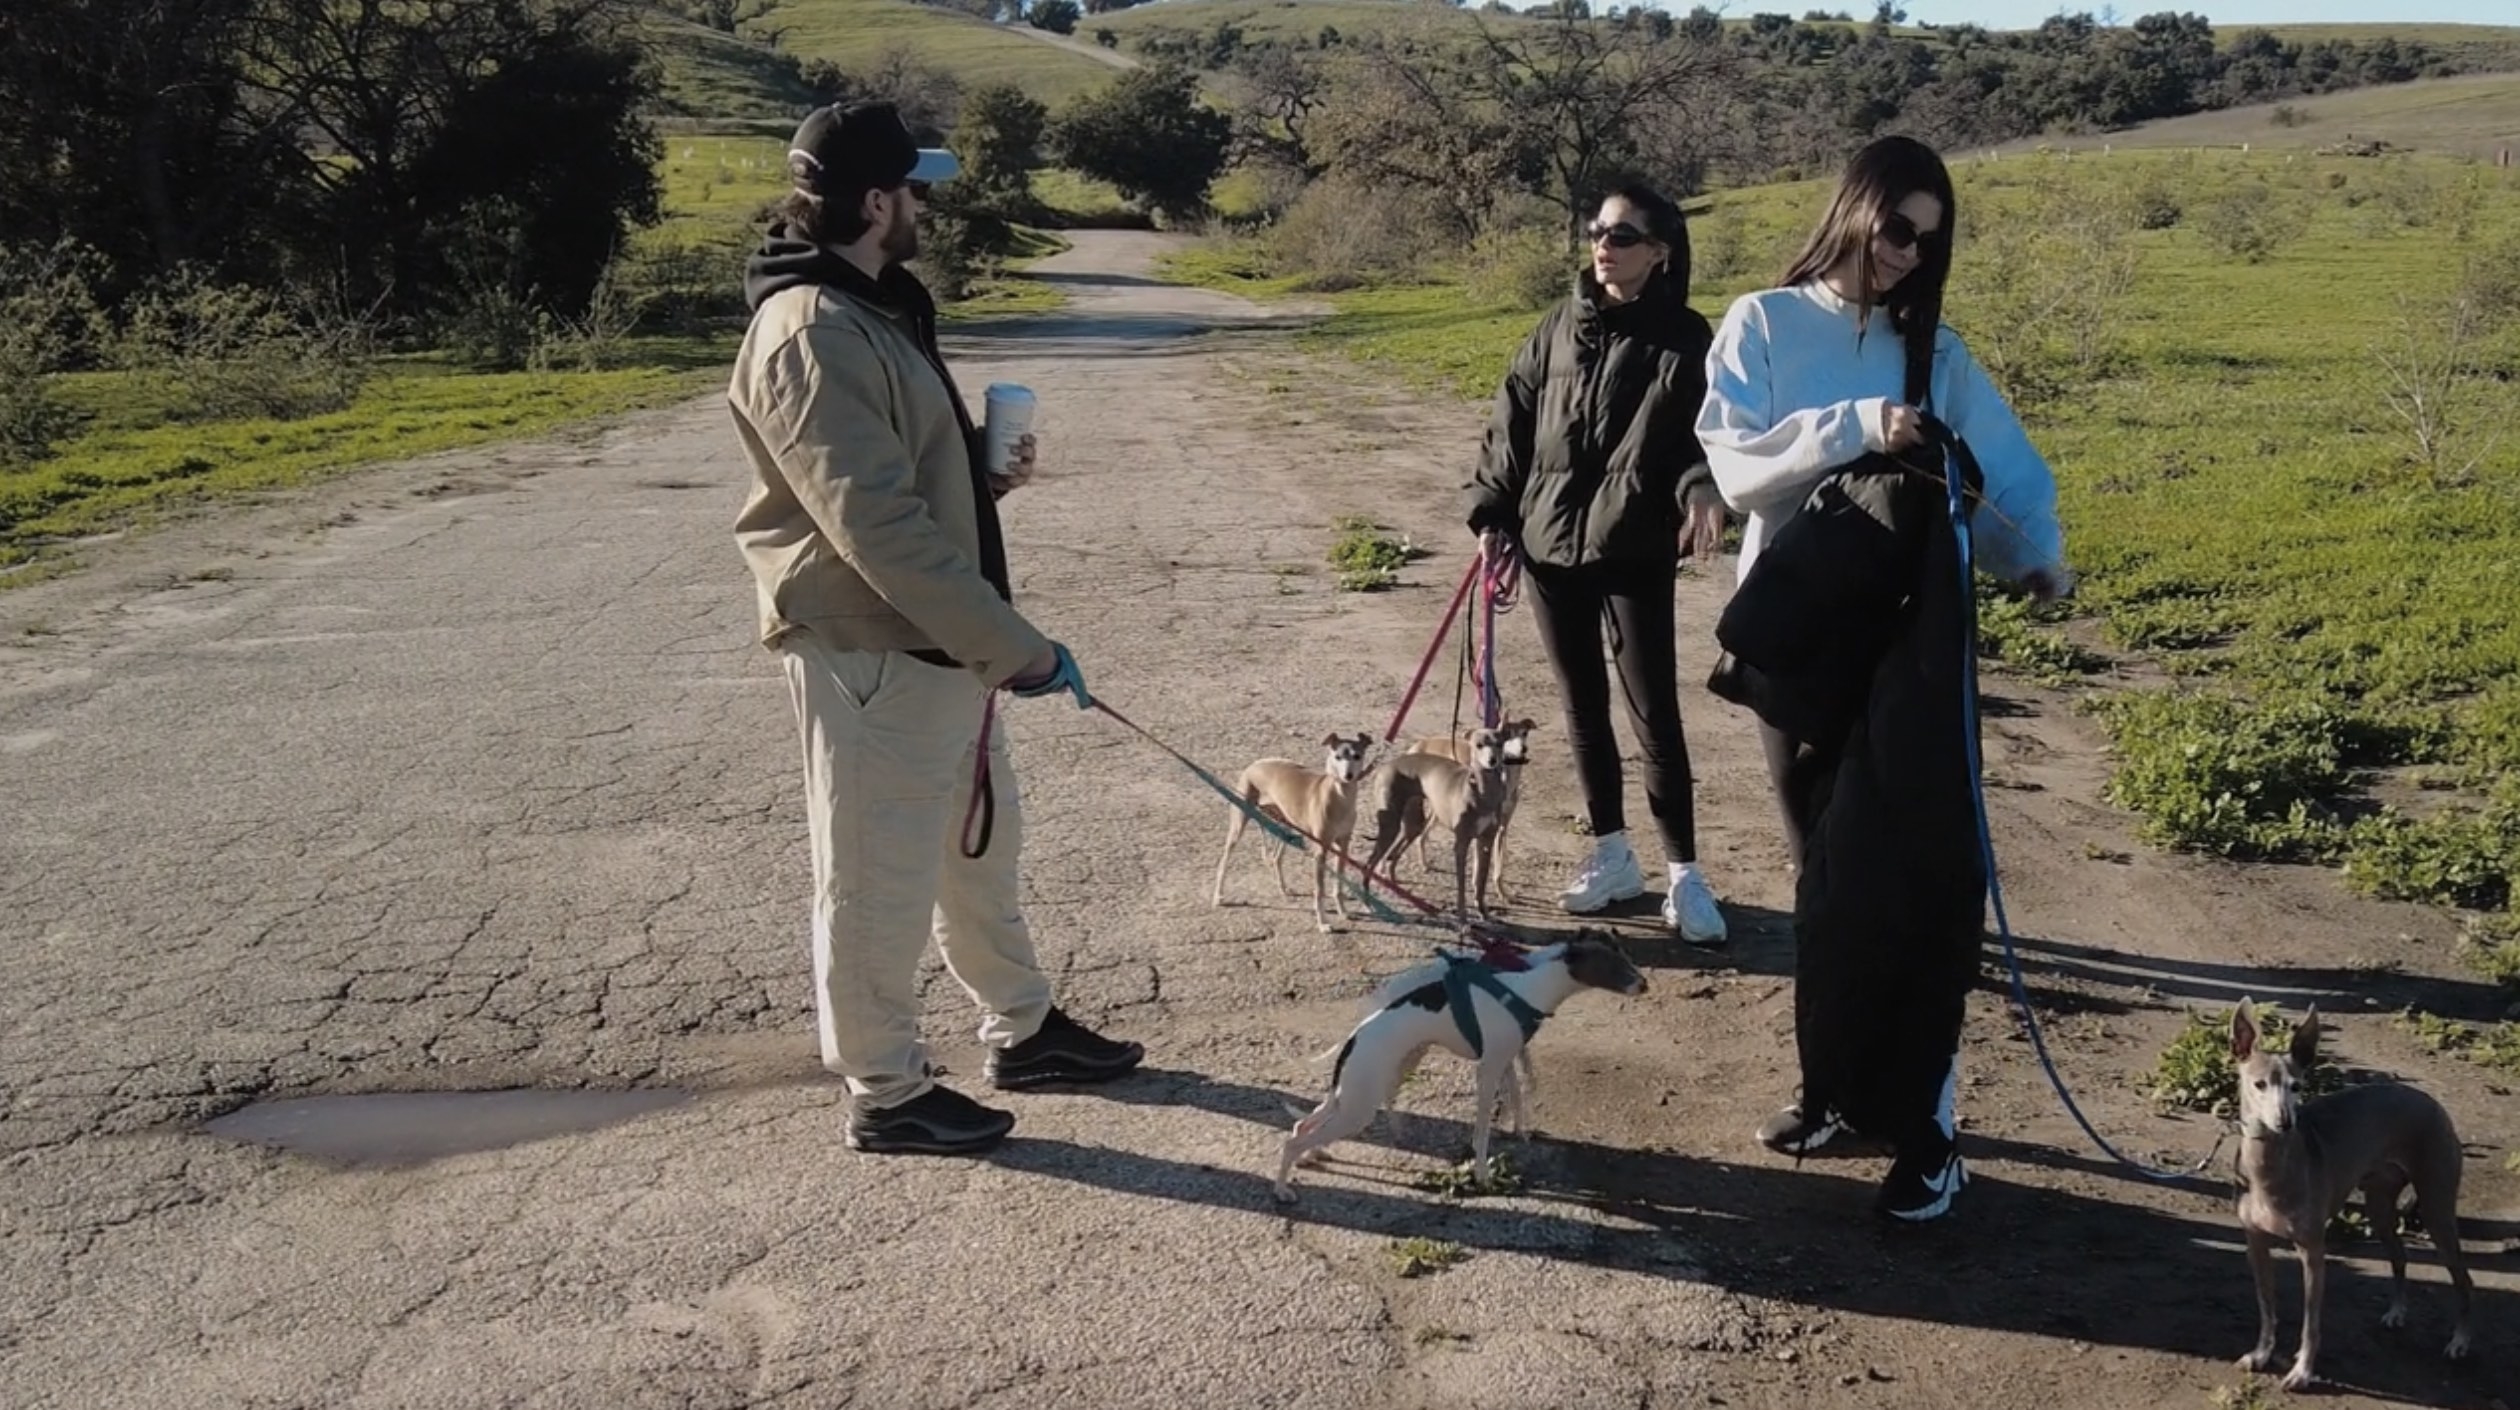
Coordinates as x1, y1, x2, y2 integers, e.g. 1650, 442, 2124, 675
1661, 863, 1728, 947
1559, 834, 1646, 914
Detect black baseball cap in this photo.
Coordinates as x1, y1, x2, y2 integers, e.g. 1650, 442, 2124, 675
787, 101, 960, 199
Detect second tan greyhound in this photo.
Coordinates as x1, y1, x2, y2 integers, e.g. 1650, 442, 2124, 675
1403, 717, 1535, 896
1213, 733, 1375, 933
2229, 999, 2475, 1392
1360, 727, 1513, 922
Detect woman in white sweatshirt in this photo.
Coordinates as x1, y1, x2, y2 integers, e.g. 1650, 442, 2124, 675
1695, 135, 2072, 1219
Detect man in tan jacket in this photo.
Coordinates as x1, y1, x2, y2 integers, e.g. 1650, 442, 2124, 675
729, 100, 1141, 1156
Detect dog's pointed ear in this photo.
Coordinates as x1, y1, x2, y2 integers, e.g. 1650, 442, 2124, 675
2231, 999, 2259, 1061
1321, 732, 1339, 748
2290, 1006, 2321, 1067
1515, 717, 1538, 732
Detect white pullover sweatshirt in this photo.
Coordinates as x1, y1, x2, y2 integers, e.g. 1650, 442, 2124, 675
1696, 280, 2066, 585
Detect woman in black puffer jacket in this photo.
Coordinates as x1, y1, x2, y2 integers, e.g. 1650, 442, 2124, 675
1463, 184, 1731, 946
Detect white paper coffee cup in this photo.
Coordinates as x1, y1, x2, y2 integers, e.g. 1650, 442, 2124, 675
984, 384, 1036, 476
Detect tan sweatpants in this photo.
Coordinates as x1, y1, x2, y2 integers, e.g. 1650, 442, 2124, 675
779, 632, 1053, 1110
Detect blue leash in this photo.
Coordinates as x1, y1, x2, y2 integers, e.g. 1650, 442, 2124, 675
1938, 435, 2221, 1185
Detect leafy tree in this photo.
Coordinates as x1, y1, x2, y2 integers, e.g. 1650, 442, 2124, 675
1029, 0, 1081, 35
1048, 65, 1232, 223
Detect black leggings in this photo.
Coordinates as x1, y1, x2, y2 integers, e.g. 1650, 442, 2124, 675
1523, 557, 1696, 862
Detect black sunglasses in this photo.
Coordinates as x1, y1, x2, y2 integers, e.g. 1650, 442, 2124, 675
1586, 221, 1648, 249
905, 181, 932, 200
1878, 211, 1946, 253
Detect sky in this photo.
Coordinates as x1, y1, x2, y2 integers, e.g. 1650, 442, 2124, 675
1883, 0, 2512, 27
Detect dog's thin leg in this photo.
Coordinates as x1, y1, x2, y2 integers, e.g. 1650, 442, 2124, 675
1452, 830, 1472, 923
2413, 1158, 2475, 1360
1331, 842, 1354, 922
1470, 1052, 1502, 1190
1513, 1047, 1537, 1139
1311, 844, 1333, 934
2237, 1228, 2280, 1372
1213, 806, 1247, 908
2368, 1177, 2411, 1332
1500, 1051, 1526, 1139
1276, 1076, 1395, 1202
2283, 1239, 2326, 1392
1472, 831, 1495, 918
1272, 827, 1296, 898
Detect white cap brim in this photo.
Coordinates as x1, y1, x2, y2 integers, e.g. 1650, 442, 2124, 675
908, 149, 961, 183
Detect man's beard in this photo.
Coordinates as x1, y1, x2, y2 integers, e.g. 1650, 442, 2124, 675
880, 201, 920, 264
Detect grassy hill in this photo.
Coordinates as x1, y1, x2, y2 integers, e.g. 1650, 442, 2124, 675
756, 0, 1118, 102
644, 0, 1122, 123
2005, 70, 2520, 161
644, 11, 821, 122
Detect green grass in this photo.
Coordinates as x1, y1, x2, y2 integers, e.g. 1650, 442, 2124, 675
757, 0, 1119, 105
2, 350, 726, 570
1171, 147, 2520, 939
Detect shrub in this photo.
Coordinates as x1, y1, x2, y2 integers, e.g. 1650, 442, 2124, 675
1463, 224, 1568, 312
2342, 780, 2519, 911
2194, 181, 2312, 263
107, 270, 372, 420
0, 238, 106, 465
1265, 175, 1444, 290
2092, 688, 2348, 858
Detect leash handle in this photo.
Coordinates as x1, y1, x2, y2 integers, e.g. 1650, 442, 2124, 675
1942, 440, 2217, 1184
1474, 537, 1519, 730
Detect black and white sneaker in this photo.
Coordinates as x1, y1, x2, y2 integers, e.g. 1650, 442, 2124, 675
986, 1007, 1145, 1091
1876, 1134, 1967, 1223
845, 1084, 1015, 1156
1756, 1102, 1849, 1156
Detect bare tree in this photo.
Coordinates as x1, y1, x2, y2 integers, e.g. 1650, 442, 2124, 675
1466, 7, 1740, 246
1309, 8, 1739, 247
2373, 284, 2509, 490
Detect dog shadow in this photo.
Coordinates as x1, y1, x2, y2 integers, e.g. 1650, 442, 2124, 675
994, 1117, 2515, 1407
2000, 932, 2515, 1025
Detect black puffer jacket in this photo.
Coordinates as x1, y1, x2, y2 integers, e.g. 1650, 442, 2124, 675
1463, 269, 1716, 569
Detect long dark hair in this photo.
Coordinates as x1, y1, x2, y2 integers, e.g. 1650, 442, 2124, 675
1603, 183, 1691, 296
1777, 136, 1955, 405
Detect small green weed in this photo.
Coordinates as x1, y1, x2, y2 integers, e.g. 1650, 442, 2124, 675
2152, 1005, 2343, 1116
1978, 585, 2104, 685
2394, 1009, 2520, 1079
2456, 911, 2520, 990
1412, 1150, 1522, 1198
1326, 514, 1422, 593
2341, 782, 2520, 912
1386, 1237, 1470, 1279
2210, 1376, 2281, 1410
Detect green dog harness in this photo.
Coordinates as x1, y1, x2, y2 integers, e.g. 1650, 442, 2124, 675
1441, 953, 1547, 1059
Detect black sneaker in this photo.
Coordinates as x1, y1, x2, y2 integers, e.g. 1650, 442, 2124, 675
1876, 1132, 1967, 1223
1756, 1102, 1850, 1156
844, 1084, 1015, 1156
986, 1007, 1145, 1091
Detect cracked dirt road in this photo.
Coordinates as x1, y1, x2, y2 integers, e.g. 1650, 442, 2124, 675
3, 232, 2513, 1409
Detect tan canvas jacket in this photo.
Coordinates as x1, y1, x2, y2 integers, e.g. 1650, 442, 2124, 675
728, 281, 1048, 684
